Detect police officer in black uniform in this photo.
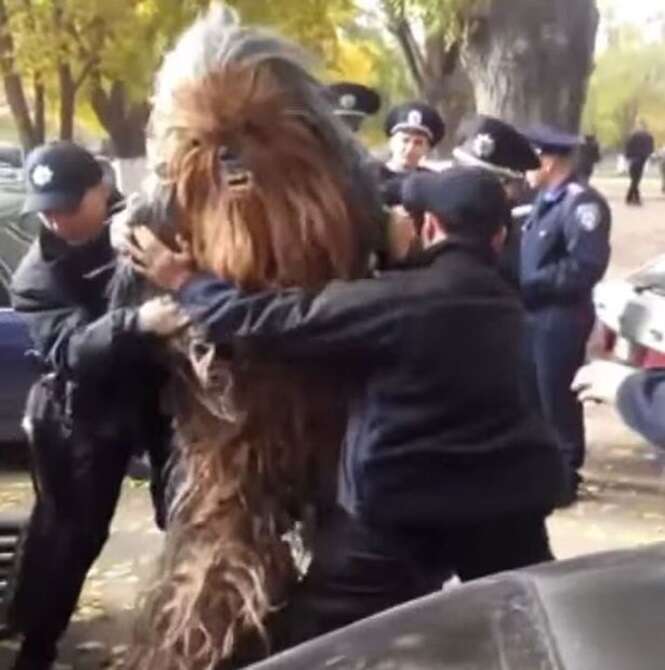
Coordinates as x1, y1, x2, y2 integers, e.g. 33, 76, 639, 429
520, 125, 612, 505
7, 142, 179, 670
326, 82, 381, 133
453, 115, 541, 286
379, 101, 445, 205
123, 166, 563, 650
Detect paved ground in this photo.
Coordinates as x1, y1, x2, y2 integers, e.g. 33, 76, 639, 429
1, 175, 665, 669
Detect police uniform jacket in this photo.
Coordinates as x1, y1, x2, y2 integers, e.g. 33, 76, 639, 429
11, 224, 165, 436
617, 370, 665, 448
520, 180, 611, 312
173, 239, 564, 528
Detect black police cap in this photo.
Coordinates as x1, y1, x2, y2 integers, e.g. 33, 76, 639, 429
522, 124, 582, 156
454, 116, 540, 178
326, 82, 381, 119
384, 102, 446, 147
23, 141, 103, 214
401, 166, 510, 236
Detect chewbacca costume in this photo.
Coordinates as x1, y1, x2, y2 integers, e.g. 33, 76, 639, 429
110, 5, 386, 669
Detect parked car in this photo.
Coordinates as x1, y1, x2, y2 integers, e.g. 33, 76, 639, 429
0, 182, 38, 443
594, 256, 665, 367
250, 543, 665, 670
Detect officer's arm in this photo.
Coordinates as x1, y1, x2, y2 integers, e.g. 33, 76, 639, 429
616, 370, 665, 448
175, 273, 402, 362
521, 198, 611, 302
10, 283, 142, 380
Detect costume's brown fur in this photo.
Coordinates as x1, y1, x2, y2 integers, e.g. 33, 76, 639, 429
122, 6, 384, 669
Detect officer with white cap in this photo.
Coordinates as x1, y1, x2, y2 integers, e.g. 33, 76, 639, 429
379, 102, 445, 205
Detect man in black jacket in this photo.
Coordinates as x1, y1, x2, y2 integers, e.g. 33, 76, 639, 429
7, 142, 182, 670
126, 167, 564, 648
625, 122, 655, 206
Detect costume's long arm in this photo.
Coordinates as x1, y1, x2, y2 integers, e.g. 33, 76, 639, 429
175, 273, 402, 362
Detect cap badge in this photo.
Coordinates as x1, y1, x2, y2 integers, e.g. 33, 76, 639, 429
407, 110, 423, 127
340, 94, 356, 110
31, 164, 54, 188
473, 133, 495, 159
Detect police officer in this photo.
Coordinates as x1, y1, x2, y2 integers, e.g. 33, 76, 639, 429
7, 142, 181, 670
520, 125, 612, 505
379, 101, 445, 205
453, 115, 541, 286
326, 82, 381, 133
625, 121, 655, 206
124, 166, 563, 649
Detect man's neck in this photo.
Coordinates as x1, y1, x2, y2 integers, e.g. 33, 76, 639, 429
386, 160, 417, 174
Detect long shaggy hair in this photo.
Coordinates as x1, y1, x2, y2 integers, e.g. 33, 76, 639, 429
116, 5, 384, 669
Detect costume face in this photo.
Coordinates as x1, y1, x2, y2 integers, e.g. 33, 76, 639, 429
389, 130, 430, 170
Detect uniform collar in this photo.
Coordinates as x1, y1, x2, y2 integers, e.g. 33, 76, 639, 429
541, 175, 576, 205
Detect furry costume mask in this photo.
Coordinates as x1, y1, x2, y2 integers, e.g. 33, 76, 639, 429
113, 5, 385, 669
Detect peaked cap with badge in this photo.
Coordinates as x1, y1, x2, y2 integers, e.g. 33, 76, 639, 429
22, 141, 104, 214
326, 82, 381, 121
384, 102, 446, 147
523, 124, 582, 157
454, 116, 540, 178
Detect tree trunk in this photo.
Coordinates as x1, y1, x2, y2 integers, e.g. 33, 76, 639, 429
90, 79, 149, 159
58, 63, 75, 140
0, 0, 38, 149
422, 38, 474, 151
33, 74, 45, 144
462, 0, 599, 132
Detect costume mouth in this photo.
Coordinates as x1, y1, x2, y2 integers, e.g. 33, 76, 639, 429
225, 168, 253, 192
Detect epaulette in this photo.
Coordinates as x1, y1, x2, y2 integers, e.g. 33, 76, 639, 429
511, 204, 533, 221
566, 182, 585, 197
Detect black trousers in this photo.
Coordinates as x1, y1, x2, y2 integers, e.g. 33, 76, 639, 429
273, 506, 553, 651
7, 412, 170, 662
626, 159, 646, 204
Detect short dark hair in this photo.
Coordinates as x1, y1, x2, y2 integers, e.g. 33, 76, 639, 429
402, 167, 510, 243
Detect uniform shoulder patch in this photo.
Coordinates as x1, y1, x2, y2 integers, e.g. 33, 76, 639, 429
575, 202, 602, 232
567, 183, 585, 197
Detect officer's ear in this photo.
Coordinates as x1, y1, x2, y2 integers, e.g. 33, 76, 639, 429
421, 212, 446, 245
491, 226, 508, 255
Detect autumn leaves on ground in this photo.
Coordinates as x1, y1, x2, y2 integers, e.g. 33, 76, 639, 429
1, 176, 665, 669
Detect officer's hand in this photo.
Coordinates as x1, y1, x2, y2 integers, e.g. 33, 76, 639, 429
127, 226, 195, 292
109, 193, 146, 254
387, 207, 416, 261
572, 360, 636, 405
137, 296, 190, 336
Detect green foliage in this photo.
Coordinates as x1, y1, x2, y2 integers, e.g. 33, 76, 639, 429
583, 24, 665, 148
381, 0, 490, 44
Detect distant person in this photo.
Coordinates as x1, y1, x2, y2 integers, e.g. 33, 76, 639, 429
325, 82, 381, 134
576, 134, 601, 184
624, 121, 655, 206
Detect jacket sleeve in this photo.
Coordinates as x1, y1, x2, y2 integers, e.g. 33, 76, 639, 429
616, 370, 665, 449
10, 281, 142, 381
521, 195, 611, 303
175, 273, 403, 363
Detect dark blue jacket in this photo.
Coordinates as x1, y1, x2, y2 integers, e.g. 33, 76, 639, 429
520, 180, 611, 311
617, 370, 665, 448
175, 241, 563, 528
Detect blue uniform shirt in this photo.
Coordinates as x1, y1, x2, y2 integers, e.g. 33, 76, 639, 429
520, 179, 611, 309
